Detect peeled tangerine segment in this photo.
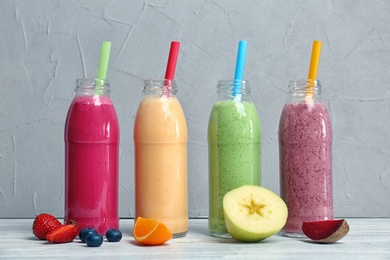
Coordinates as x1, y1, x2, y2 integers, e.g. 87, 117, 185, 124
223, 185, 288, 242
302, 219, 350, 243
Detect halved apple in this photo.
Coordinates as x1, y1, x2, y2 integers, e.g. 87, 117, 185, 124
223, 185, 288, 242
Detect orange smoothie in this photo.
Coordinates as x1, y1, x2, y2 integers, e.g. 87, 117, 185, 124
134, 93, 188, 236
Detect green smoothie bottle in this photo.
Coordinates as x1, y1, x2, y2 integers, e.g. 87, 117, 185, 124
208, 79, 261, 238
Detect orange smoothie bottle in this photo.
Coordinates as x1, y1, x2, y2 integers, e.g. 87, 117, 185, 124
134, 79, 188, 237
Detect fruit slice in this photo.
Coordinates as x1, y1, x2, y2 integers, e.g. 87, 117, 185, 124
223, 185, 288, 242
46, 222, 79, 243
133, 217, 172, 245
302, 219, 349, 243
32, 213, 62, 240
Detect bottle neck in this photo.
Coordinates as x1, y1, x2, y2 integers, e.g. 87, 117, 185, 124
216, 80, 252, 102
143, 79, 177, 96
75, 79, 110, 96
287, 79, 322, 103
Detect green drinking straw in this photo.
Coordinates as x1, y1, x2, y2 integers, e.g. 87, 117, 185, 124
96, 41, 112, 92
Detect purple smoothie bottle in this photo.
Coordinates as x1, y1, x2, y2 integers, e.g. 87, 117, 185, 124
278, 79, 333, 237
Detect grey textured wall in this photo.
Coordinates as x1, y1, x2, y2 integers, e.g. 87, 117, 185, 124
1, 0, 389, 218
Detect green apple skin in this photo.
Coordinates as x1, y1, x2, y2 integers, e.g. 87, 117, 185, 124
223, 185, 288, 242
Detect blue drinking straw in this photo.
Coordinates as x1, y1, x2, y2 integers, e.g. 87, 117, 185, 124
233, 40, 247, 97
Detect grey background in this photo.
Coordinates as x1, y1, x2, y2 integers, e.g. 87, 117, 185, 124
1, 0, 389, 218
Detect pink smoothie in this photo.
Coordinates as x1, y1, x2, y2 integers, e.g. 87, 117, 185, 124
65, 95, 119, 234
279, 102, 333, 234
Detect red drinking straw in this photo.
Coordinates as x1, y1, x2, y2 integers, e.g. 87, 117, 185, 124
165, 41, 180, 81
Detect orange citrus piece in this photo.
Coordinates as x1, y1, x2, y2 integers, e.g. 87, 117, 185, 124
133, 217, 172, 245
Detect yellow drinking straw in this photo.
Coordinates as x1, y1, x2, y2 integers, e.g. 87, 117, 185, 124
306, 40, 322, 97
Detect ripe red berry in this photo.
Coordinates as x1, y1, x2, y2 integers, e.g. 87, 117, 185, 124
32, 213, 62, 240
46, 222, 79, 243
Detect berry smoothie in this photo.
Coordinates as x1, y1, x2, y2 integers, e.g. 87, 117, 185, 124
134, 94, 188, 237
279, 102, 333, 235
208, 100, 260, 237
65, 94, 119, 235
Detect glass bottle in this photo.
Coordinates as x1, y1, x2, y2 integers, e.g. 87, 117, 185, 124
279, 79, 333, 237
134, 79, 188, 238
208, 80, 261, 238
64, 79, 120, 235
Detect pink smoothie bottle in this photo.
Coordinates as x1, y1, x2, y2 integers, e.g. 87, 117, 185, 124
279, 79, 333, 237
64, 79, 119, 235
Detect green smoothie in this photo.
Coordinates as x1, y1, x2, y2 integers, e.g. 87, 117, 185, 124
208, 100, 261, 238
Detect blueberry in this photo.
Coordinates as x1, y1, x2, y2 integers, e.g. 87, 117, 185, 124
106, 229, 122, 242
79, 228, 97, 243
85, 233, 103, 247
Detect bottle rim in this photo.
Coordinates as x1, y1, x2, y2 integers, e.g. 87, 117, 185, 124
143, 79, 177, 95
288, 79, 321, 90
217, 80, 250, 92
144, 79, 176, 86
217, 79, 249, 86
75, 78, 110, 95
76, 78, 110, 88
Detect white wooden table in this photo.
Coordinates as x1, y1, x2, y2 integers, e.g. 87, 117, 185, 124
0, 218, 389, 259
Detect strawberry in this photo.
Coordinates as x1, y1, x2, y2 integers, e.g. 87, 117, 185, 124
46, 222, 79, 243
32, 213, 62, 240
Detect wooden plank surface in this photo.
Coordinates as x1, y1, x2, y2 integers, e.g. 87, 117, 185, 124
0, 218, 389, 259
